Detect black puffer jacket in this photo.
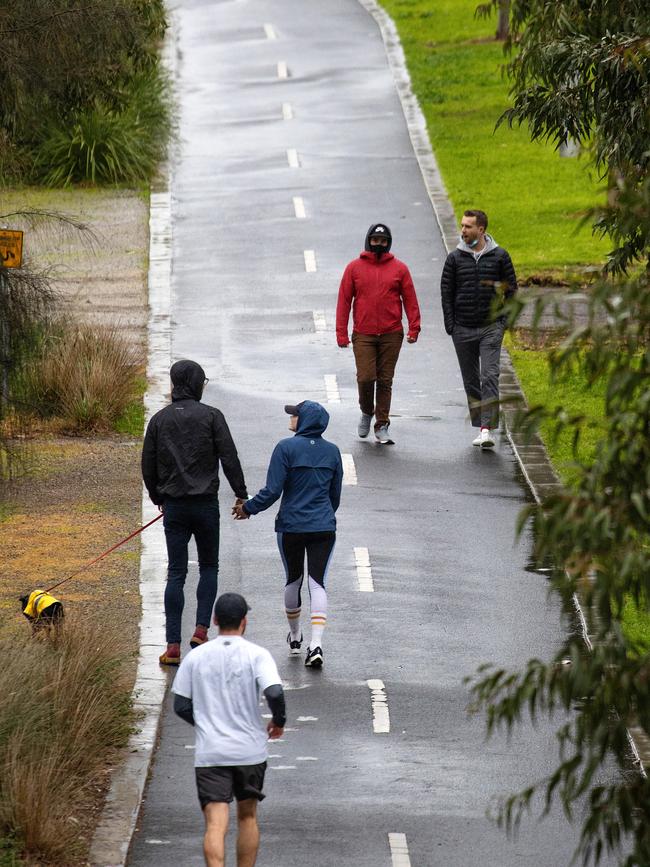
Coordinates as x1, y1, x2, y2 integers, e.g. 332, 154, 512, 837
141, 360, 248, 505
440, 237, 517, 334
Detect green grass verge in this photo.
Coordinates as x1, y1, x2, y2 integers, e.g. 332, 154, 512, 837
114, 375, 146, 436
507, 337, 650, 651
378, 0, 609, 278
505, 336, 606, 487
0, 837, 23, 866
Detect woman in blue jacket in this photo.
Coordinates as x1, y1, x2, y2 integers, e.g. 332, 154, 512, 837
233, 401, 343, 668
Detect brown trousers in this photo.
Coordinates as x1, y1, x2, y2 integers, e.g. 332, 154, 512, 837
351, 331, 404, 428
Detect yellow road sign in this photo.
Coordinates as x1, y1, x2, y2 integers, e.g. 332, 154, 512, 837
0, 229, 23, 268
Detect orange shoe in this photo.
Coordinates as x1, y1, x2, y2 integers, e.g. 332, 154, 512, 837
159, 643, 181, 666
190, 626, 208, 649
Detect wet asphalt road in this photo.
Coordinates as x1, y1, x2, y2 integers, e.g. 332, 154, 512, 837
128, 1, 624, 865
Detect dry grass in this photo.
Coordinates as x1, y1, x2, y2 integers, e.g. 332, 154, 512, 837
0, 614, 136, 863
27, 323, 143, 432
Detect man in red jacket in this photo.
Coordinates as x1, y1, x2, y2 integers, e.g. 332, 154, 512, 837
336, 223, 421, 443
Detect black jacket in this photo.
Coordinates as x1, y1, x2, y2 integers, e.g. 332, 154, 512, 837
141, 360, 248, 505
440, 240, 517, 334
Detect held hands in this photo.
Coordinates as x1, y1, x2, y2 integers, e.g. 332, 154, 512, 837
232, 499, 250, 520
267, 722, 284, 739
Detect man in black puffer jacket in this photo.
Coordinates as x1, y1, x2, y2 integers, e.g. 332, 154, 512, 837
440, 209, 517, 448
142, 359, 248, 665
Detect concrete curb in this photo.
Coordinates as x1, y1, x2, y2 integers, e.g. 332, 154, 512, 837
359, 0, 649, 775
88, 19, 176, 867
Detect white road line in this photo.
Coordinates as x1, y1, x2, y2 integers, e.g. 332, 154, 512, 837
354, 546, 374, 592
282, 102, 294, 120
293, 195, 306, 218
277, 61, 288, 79
304, 249, 317, 272
287, 148, 299, 168
342, 453, 357, 486
270, 765, 296, 770
296, 716, 318, 722
263, 23, 277, 40
388, 833, 412, 867
296, 756, 318, 761
367, 679, 390, 733
312, 310, 326, 332
324, 373, 340, 403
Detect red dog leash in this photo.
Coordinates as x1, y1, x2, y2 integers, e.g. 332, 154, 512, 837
45, 513, 163, 594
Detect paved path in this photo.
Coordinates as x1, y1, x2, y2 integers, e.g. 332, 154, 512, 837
128, 1, 621, 864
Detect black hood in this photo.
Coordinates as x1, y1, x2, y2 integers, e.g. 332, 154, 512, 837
364, 222, 392, 254
170, 359, 205, 401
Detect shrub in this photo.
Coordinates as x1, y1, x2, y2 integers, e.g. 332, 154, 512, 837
0, 616, 135, 863
34, 66, 171, 186
27, 322, 143, 431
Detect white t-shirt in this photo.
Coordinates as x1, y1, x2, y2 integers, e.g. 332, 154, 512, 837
172, 635, 282, 767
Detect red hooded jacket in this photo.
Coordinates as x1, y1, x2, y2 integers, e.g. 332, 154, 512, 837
336, 251, 421, 345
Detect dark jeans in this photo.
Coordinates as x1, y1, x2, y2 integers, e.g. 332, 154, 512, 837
163, 495, 220, 644
451, 320, 506, 428
351, 331, 404, 429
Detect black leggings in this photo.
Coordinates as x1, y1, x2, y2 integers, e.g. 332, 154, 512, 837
276, 531, 336, 588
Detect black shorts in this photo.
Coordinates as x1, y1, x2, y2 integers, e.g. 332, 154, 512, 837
195, 762, 267, 808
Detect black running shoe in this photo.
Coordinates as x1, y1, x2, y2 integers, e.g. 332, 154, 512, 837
287, 632, 303, 656
305, 646, 324, 668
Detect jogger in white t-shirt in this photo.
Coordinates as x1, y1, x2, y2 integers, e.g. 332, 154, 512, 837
173, 593, 286, 867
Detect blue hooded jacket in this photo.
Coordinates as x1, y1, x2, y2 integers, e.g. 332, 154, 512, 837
243, 401, 343, 533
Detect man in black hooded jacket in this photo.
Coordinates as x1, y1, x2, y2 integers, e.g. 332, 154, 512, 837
142, 360, 248, 665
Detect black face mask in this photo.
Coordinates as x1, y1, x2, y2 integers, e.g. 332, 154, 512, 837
370, 243, 386, 258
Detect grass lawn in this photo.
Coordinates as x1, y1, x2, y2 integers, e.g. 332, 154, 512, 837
378, 0, 609, 279
505, 335, 606, 487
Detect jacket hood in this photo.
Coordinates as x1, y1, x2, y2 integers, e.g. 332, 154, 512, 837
456, 233, 498, 255
170, 359, 206, 401
364, 222, 392, 255
295, 400, 330, 436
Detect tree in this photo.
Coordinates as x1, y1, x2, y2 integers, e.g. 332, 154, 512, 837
475, 0, 511, 41
468, 3, 650, 865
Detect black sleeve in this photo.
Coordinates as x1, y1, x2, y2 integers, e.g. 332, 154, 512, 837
500, 249, 518, 300
174, 693, 195, 726
141, 417, 162, 505
440, 252, 456, 335
212, 411, 248, 500
263, 684, 286, 727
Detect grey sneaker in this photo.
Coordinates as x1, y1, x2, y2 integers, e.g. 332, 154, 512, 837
358, 412, 372, 438
375, 425, 393, 444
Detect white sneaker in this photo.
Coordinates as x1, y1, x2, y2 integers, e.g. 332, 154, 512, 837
479, 427, 495, 449
375, 425, 393, 444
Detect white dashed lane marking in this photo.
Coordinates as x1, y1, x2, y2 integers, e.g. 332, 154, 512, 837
277, 61, 288, 79
324, 374, 340, 403
342, 453, 357, 485
367, 679, 390, 733
312, 310, 326, 332
282, 102, 294, 120
287, 148, 300, 168
354, 546, 374, 592
296, 716, 318, 722
263, 23, 277, 40
303, 249, 317, 272
388, 833, 412, 867
293, 195, 306, 218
